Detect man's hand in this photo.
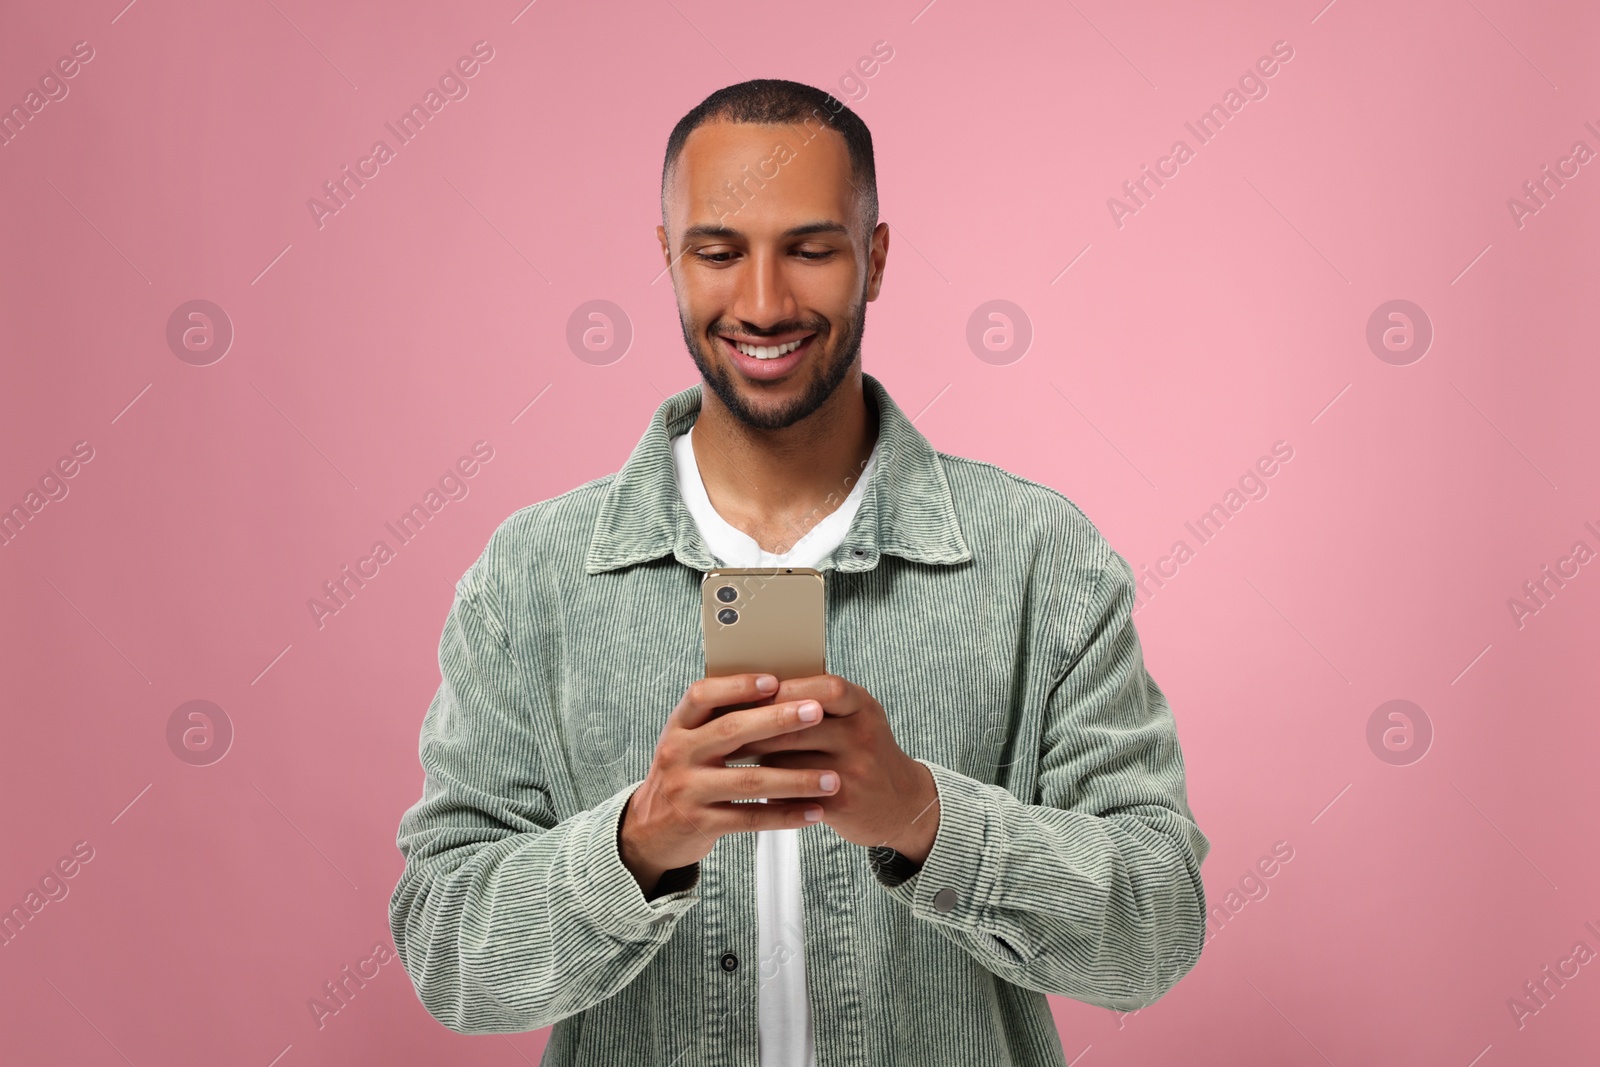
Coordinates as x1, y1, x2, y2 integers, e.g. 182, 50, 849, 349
725, 674, 941, 864
619, 673, 838, 896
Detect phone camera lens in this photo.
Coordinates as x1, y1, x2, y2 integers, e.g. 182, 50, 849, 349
716, 585, 738, 603
716, 607, 739, 625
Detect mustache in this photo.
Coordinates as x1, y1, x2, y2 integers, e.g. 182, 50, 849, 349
711, 322, 826, 340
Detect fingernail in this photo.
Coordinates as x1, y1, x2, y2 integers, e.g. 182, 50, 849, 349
819, 772, 839, 792
756, 675, 778, 693
797, 701, 821, 722
805, 807, 822, 822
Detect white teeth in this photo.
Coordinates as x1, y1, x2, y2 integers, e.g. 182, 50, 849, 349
733, 338, 804, 359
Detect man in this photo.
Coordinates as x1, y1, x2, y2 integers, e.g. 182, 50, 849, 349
390, 79, 1209, 1067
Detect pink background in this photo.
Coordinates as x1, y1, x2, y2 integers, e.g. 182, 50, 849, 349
2, 0, 1596, 1063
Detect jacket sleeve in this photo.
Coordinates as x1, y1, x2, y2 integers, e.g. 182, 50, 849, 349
869, 546, 1209, 1010
389, 558, 700, 1034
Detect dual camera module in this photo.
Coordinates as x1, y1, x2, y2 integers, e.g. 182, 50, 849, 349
714, 584, 738, 625
712, 568, 793, 625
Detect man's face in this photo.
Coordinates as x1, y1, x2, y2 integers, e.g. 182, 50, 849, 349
658, 119, 888, 431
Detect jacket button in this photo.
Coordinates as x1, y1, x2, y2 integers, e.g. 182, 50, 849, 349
720, 952, 739, 972
933, 888, 959, 913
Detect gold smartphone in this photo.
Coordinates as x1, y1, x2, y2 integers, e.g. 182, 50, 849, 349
702, 567, 826, 714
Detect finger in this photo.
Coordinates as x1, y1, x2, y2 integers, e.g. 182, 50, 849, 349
705, 799, 826, 834
728, 747, 832, 768
686, 698, 825, 762
772, 674, 869, 717
690, 764, 839, 805
674, 673, 779, 730
726, 722, 842, 761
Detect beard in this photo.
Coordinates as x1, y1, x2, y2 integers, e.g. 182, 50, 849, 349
679, 276, 869, 432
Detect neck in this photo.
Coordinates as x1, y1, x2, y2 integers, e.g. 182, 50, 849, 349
689, 370, 878, 555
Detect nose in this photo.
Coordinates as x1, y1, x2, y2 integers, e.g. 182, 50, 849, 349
728, 245, 798, 334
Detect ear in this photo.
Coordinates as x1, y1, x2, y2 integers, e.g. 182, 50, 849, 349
865, 222, 889, 302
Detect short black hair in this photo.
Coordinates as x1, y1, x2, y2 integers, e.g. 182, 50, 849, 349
661, 78, 878, 239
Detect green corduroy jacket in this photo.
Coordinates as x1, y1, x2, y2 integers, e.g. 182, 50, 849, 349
390, 372, 1209, 1066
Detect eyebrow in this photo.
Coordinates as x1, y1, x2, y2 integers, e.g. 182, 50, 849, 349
679, 220, 851, 244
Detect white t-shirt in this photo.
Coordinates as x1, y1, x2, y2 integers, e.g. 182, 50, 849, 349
670, 422, 880, 1067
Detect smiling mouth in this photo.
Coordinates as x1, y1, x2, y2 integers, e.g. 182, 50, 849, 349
716, 332, 819, 381
729, 337, 807, 360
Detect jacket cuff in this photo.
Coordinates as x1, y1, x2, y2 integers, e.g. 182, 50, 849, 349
866, 845, 923, 888
875, 759, 996, 930
574, 783, 700, 940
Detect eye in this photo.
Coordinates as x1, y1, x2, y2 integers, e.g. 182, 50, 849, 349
795, 250, 835, 261
694, 250, 736, 264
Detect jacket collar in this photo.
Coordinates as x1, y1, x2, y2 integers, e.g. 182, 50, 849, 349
583, 372, 972, 575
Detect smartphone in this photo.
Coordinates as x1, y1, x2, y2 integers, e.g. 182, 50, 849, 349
702, 567, 826, 714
